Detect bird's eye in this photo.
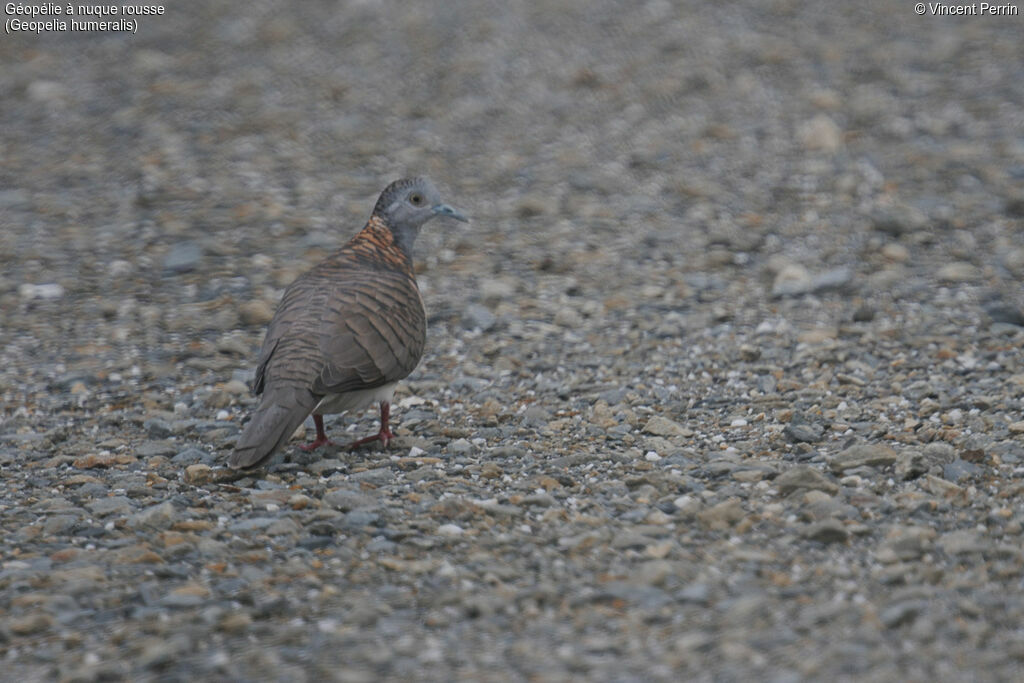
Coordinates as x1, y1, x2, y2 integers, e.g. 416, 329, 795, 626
409, 193, 424, 206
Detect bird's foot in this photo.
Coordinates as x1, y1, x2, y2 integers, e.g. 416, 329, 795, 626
346, 428, 394, 450
298, 436, 339, 452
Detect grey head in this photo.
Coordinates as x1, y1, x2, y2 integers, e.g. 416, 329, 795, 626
372, 177, 467, 254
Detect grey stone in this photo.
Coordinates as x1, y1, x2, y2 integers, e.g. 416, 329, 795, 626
880, 601, 925, 628
136, 440, 179, 457
643, 416, 690, 437
784, 415, 823, 443
343, 508, 380, 528
942, 459, 981, 483
829, 444, 899, 473
323, 489, 377, 512
229, 517, 277, 532
163, 241, 203, 273
171, 447, 214, 465
350, 468, 396, 486
42, 514, 79, 535
448, 438, 473, 455
775, 467, 839, 496
938, 530, 988, 555
462, 304, 497, 332
677, 582, 712, 605
143, 419, 174, 439
87, 496, 134, 517
128, 501, 178, 530
801, 519, 849, 544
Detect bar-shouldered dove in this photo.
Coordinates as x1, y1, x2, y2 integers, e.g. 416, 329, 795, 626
228, 177, 467, 469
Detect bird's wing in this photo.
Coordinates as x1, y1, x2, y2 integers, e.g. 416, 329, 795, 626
312, 270, 426, 395
251, 280, 328, 395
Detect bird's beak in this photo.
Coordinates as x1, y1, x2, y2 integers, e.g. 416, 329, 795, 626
432, 203, 468, 222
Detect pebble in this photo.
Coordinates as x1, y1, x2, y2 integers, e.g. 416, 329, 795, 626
18, 283, 65, 300
784, 417, 824, 444
801, 519, 849, 544
239, 300, 276, 326
829, 444, 899, 473
87, 496, 134, 517
643, 416, 692, 437
163, 242, 203, 273
775, 467, 839, 496
462, 304, 497, 332
936, 262, 981, 283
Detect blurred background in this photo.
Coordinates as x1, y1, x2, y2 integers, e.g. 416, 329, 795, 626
2, 1, 1021, 375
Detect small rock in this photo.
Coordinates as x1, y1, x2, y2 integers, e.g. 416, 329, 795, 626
351, 468, 395, 486
895, 448, 928, 481
880, 601, 924, 628
128, 501, 177, 530
219, 612, 252, 633
239, 299, 275, 326
462, 304, 497, 332
323, 489, 376, 512
784, 414, 823, 443
27, 80, 67, 103
183, 464, 214, 485
942, 459, 980, 483
829, 443, 899, 473
698, 497, 744, 530
343, 508, 380, 528
171, 447, 214, 465
872, 205, 927, 236
775, 467, 839, 496
18, 283, 65, 300
936, 262, 980, 283
852, 305, 876, 322
229, 517, 276, 532
144, 418, 173, 439
163, 241, 203, 273
87, 496, 134, 517
7, 613, 54, 635
798, 114, 843, 152
160, 584, 209, 608
801, 519, 849, 544
676, 582, 711, 605
771, 264, 813, 298
876, 526, 935, 563
881, 243, 910, 262
938, 529, 988, 555
643, 416, 691, 437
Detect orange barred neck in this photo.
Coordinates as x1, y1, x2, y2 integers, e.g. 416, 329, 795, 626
343, 214, 415, 271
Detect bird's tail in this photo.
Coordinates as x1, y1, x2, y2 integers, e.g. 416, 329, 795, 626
228, 388, 317, 469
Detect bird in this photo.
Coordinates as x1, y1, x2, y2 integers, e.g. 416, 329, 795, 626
228, 177, 467, 470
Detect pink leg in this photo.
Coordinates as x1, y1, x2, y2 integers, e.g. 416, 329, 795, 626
298, 414, 338, 451
347, 401, 395, 450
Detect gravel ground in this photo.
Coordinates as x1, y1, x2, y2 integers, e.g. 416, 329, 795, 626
2, 1, 1024, 681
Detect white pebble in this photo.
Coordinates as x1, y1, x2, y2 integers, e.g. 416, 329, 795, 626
108, 260, 135, 277
408, 446, 426, 457
437, 523, 464, 536
216, 409, 230, 421
645, 451, 662, 461
731, 418, 748, 427
18, 283, 65, 299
